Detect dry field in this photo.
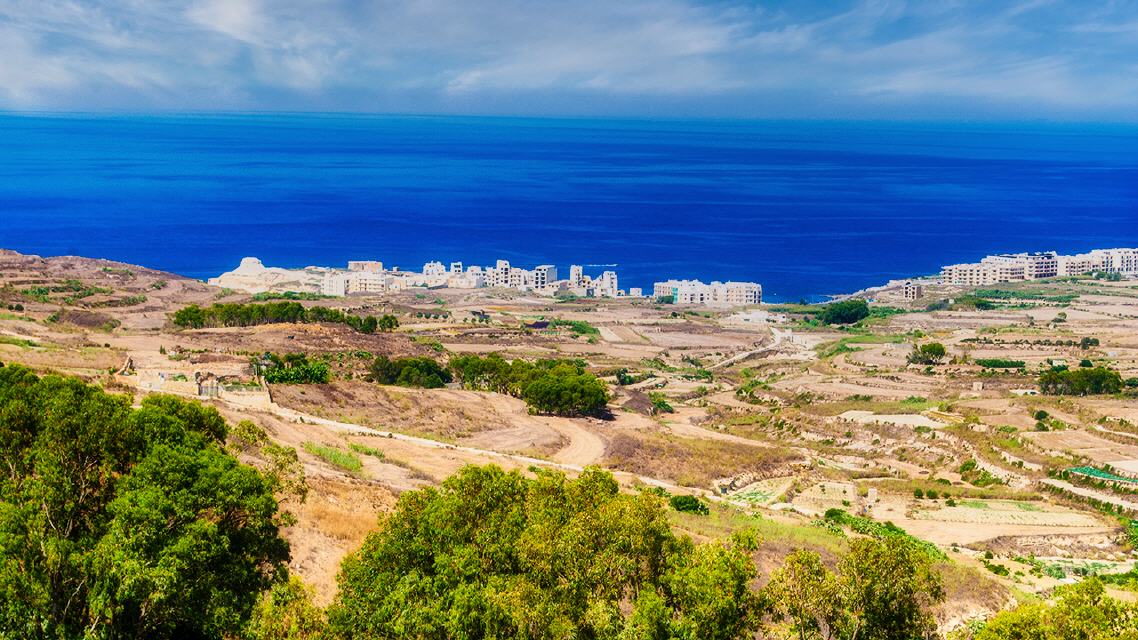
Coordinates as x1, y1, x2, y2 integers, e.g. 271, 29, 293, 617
4, 249, 1138, 609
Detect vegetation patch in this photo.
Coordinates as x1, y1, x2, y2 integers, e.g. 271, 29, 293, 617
302, 442, 363, 473
259, 353, 331, 384
367, 354, 452, 388
172, 301, 398, 334
451, 353, 610, 417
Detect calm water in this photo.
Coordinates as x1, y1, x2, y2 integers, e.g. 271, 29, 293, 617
2, 114, 1137, 301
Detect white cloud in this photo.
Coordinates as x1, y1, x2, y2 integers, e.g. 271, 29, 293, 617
0, 0, 1134, 118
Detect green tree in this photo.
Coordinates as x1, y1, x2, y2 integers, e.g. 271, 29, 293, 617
767, 550, 843, 640
367, 355, 452, 388
1038, 367, 1124, 395
243, 576, 327, 640
971, 578, 1138, 640
328, 465, 762, 639
907, 343, 947, 365
766, 538, 944, 640
377, 314, 400, 332
0, 363, 290, 639
840, 537, 944, 640
819, 300, 870, 325
450, 354, 610, 417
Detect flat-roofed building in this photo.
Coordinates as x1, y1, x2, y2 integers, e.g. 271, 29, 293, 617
653, 278, 761, 306
347, 271, 387, 294
533, 265, 557, 288
945, 248, 1138, 285
722, 281, 761, 305
347, 260, 383, 272
569, 265, 584, 287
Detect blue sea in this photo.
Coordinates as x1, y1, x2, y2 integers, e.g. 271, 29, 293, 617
2, 114, 1137, 301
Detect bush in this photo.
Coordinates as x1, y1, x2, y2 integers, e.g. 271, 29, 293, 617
975, 358, 1025, 369
450, 354, 610, 417
302, 442, 362, 473
649, 392, 674, 415
368, 355, 452, 388
1039, 367, 1124, 395
260, 353, 331, 384
907, 342, 947, 365
669, 494, 710, 515
819, 299, 869, 325
914, 488, 924, 499
549, 319, 599, 336
172, 301, 382, 334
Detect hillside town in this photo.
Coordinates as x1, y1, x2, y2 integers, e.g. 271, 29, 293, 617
209, 256, 763, 306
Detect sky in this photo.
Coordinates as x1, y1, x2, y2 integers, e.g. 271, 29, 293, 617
1, 0, 1137, 120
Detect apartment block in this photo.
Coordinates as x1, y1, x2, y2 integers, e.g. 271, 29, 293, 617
943, 248, 1138, 286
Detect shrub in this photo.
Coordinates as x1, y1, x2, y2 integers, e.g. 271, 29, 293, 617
450, 354, 610, 417
368, 355, 452, 389
907, 342, 947, 365
549, 319, 599, 336
172, 301, 382, 334
302, 442, 362, 473
669, 494, 710, 515
819, 299, 869, 325
975, 358, 1025, 369
1039, 367, 1123, 395
260, 353, 331, 384
649, 392, 674, 415
914, 488, 924, 499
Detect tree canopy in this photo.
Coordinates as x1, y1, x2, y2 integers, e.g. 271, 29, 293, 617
1038, 366, 1123, 395
367, 355, 453, 388
172, 301, 386, 334
450, 354, 610, 417
768, 537, 944, 640
260, 352, 331, 384
0, 363, 289, 639
329, 465, 761, 639
907, 342, 947, 365
819, 299, 870, 325
966, 578, 1138, 640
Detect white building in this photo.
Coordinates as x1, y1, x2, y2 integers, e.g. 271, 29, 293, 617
321, 272, 349, 296
423, 261, 447, 277
569, 265, 584, 287
596, 271, 619, 297
943, 248, 1138, 285
653, 279, 762, 306
533, 265, 557, 288
347, 260, 383, 272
